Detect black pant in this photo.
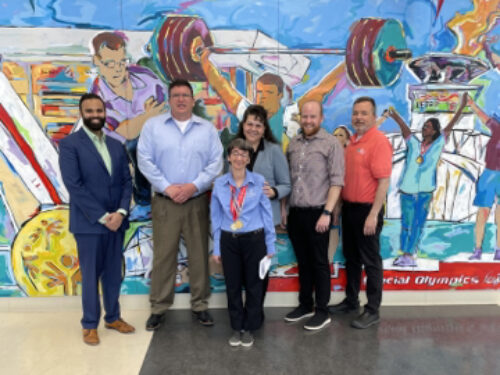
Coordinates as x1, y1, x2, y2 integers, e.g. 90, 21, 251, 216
221, 229, 267, 331
288, 207, 331, 314
125, 137, 151, 206
342, 201, 384, 314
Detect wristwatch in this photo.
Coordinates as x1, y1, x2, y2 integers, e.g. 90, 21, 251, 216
322, 209, 332, 216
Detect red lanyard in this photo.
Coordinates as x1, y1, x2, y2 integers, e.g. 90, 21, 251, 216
229, 185, 248, 221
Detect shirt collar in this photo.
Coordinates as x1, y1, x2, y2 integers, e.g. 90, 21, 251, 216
223, 170, 256, 188
351, 125, 377, 144
97, 67, 145, 102
298, 127, 326, 142
164, 112, 203, 126
82, 124, 106, 143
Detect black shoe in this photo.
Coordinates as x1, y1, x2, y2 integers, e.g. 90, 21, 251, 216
328, 300, 360, 315
192, 310, 214, 326
351, 310, 380, 329
284, 306, 314, 322
146, 313, 164, 331
303, 312, 331, 331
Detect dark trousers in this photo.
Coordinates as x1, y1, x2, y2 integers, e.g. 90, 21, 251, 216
74, 231, 125, 329
126, 138, 151, 206
221, 229, 267, 331
288, 207, 331, 314
342, 201, 384, 314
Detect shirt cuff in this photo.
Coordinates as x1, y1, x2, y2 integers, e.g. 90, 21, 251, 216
98, 212, 110, 225
271, 187, 279, 200
117, 208, 128, 217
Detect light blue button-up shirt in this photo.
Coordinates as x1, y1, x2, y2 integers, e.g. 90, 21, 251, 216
137, 112, 223, 195
210, 171, 276, 256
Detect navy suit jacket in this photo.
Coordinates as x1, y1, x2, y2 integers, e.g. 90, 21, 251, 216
59, 128, 132, 234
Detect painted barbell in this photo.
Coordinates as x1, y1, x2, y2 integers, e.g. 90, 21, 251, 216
150, 15, 411, 87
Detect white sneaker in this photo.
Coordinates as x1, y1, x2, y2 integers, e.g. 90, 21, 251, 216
240, 331, 254, 347
228, 331, 241, 346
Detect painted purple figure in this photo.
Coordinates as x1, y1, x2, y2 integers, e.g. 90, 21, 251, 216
467, 97, 500, 261
91, 32, 167, 219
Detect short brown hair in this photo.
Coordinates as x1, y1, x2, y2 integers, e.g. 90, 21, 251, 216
92, 32, 126, 55
168, 79, 194, 97
256, 73, 284, 95
353, 96, 376, 115
227, 138, 254, 159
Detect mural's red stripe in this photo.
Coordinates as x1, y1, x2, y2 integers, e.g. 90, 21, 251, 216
0, 103, 62, 205
268, 262, 500, 291
436, 0, 445, 20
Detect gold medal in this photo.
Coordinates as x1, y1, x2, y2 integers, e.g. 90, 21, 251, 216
416, 155, 423, 164
230, 219, 244, 231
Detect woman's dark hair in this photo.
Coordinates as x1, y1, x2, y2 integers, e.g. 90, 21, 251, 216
426, 117, 441, 142
227, 138, 254, 159
235, 105, 278, 144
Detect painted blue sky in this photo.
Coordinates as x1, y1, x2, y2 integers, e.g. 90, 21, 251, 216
1, 0, 499, 132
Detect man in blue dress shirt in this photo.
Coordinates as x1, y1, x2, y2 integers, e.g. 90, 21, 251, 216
138, 80, 223, 330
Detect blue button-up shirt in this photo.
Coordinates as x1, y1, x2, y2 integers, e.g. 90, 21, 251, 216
210, 171, 276, 256
137, 112, 223, 194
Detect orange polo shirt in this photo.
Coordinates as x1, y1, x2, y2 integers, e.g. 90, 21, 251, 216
342, 126, 392, 203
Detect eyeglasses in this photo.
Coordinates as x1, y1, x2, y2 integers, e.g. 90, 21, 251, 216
171, 93, 193, 99
101, 58, 130, 69
230, 151, 249, 158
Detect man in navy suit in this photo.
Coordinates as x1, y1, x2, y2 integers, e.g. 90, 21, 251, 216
59, 93, 135, 345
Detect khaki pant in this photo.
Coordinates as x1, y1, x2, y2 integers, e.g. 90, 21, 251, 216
149, 194, 210, 314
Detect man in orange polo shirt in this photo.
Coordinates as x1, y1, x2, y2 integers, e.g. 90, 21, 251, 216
329, 96, 392, 329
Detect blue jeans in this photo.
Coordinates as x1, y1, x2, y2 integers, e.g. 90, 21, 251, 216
400, 192, 433, 255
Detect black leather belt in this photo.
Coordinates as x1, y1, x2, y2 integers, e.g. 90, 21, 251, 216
222, 228, 264, 238
343, 200, 373, 208
155, 192, 206, 202
290, 206, 324, 211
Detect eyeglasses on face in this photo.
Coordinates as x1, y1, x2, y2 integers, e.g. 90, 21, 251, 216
100, 58, 130, 69
230, 151, 250, 158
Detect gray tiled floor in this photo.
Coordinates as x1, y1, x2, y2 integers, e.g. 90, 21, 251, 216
140, 305, 500, 375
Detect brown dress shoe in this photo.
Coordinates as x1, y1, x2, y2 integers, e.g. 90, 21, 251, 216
83, 329, 99, 346
105, 318, 136, 333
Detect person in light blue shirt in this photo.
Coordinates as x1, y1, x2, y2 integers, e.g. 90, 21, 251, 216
211, 138, 275, 347
137, 80, 223, 330
387, 93, 467, 267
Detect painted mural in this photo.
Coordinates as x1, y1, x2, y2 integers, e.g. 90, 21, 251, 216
0, 0, 499, 297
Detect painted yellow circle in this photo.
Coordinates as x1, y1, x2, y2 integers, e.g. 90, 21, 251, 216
11, 208, 80, 296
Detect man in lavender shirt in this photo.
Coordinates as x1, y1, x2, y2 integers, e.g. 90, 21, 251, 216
91, 31, 167, 219
467, 97, 500, 261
